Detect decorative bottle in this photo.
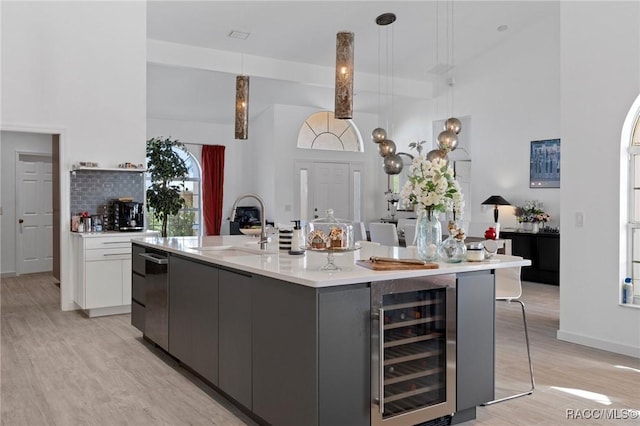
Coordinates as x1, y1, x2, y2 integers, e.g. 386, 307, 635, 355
439, 221, 467, 263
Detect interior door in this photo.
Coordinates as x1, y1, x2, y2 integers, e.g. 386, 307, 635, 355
311, 162, 350, 220
16, 154, 53, 274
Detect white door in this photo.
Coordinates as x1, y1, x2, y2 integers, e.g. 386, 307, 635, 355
16, 154, 53, 274
311, 162, 350, 220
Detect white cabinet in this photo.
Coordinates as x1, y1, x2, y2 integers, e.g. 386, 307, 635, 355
73, 233, 152, 317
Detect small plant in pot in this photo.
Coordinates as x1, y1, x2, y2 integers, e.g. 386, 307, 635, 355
146, 137, 189, 237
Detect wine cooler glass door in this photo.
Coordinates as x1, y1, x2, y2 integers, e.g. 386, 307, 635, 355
371, 275, 456, 426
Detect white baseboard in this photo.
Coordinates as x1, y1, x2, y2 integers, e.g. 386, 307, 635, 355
83, 304, 131, 318
557, 330, 640, 358
1, 272, 17, 279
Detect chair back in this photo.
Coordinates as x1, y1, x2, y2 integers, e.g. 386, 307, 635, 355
495, 265, 523, 301
356, 240, 380, 247
352, 222, 368, 242
368, 222, 400, 246
397, 218, 416, 230
403, 224, 417, 246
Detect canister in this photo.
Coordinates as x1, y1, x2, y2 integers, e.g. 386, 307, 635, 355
279, 228, 293, 251
466, 242, 485, 261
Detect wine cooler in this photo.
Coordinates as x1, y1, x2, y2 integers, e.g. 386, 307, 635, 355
371, 274, 457, 426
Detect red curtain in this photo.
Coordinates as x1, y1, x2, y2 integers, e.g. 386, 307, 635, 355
202, 145, 225, 235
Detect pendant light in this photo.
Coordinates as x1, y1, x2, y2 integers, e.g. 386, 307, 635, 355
438, 1, 461, 151
428, 0, 461, 161
235, 74, 249, 140
334, 31, 355, 119
371, 12, 403, 176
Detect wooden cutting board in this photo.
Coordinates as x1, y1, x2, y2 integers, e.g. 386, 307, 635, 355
356, 259, 439, 271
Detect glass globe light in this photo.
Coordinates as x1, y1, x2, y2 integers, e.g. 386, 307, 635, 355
383, 154, 403, 175
371, 127, 387, 143
426, 148, 450, 166
437, 130, 459, 151
444, 117, 462, 134
377, 139, 397, 157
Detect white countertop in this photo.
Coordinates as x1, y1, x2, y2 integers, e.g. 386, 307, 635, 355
133, 235, 532, 288
70, 230, 159, 238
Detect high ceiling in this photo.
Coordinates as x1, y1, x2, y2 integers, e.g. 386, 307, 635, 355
146, 1, 557, 124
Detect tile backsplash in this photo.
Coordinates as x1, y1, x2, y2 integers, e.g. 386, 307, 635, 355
70, 170, 145, 215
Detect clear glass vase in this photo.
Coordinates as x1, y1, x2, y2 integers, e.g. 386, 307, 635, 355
439, 235, 467, 263
416, 209, 442, 261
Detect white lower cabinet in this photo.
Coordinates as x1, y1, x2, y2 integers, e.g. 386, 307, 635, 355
73, 233, 141, 316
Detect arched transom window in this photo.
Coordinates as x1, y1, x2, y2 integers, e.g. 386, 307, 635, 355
297, 111, 364, 152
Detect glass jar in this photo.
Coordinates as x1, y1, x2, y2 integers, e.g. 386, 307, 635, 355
466, 242, 485, 261
439, 235, 467, 263
306, 209, 354, 250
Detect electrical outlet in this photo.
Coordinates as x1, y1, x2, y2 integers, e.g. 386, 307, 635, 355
575, 211, 584, 227
285, 204, 292, 212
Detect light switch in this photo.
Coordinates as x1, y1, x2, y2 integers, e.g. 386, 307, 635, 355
575, 211, 584, 227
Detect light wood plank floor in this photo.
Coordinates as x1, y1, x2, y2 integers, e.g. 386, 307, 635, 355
2, 273, 639, 425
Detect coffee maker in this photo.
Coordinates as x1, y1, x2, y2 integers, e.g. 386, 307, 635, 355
110, 200, 144, 231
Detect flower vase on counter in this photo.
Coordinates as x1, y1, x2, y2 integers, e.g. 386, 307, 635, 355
522, 222, 533, 232
532, 222, 539, 233
416, 209, 441, 261
400, 153, 465, 261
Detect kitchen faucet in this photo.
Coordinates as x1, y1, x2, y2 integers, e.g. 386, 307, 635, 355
230, 193, 270, 250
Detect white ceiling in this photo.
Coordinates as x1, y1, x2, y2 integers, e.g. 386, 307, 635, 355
146, 1, 557, 125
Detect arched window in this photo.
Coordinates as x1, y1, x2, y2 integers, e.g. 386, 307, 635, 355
625, 97, 640, 304
297, 111, 364, 152
146, 147, 202, 236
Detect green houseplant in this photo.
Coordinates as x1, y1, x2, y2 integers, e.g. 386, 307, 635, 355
146, 137, 189, 237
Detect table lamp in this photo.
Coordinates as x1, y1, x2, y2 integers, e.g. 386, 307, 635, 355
482, 195, 511, 237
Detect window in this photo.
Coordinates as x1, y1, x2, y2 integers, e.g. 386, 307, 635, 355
297, 111, 364, 152
146, 147, 202, 236
628, 115, 640, 301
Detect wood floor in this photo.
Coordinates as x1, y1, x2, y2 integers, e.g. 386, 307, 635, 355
2, 273, 639, 425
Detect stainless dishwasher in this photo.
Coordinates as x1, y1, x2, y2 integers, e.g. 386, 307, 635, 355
139, 250, 169, 351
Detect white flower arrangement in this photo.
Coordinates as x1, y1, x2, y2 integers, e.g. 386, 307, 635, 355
400, 156, 465, 217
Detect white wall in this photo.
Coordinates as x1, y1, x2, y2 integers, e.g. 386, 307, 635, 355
1, 132, 52, 276
1, 2, 146, 310
271, 104, 381, 226
434, 11, 561, 233
149, 104, 382, 231
559, 1, 640, 357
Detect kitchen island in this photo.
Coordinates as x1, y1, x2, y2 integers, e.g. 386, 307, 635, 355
132, 235, 530, 426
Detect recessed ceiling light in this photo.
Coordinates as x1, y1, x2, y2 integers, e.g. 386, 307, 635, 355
228, 30, 250, 40
497, 25, 509, 32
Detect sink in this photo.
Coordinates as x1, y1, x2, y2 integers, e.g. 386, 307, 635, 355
187, 245, 234, 251
187, 245, 272, 257
239, 227, 262, 236
207, 249, 261, 258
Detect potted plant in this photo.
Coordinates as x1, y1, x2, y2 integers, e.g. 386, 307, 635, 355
515, 200, 550, 232
146, 137, 189, 237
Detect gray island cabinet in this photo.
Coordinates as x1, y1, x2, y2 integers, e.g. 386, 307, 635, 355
131, 237, 530, 426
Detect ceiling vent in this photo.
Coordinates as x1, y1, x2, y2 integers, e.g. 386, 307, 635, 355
228, 30, 250, 40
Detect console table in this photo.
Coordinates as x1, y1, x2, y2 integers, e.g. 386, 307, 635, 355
500, 230, 560, 285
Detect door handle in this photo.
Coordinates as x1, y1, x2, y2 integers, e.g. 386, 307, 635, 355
18, 218, 24, 224
138, 252, 169, 265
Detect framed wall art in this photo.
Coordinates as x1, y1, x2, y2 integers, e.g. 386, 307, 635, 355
530, 138, 560, 188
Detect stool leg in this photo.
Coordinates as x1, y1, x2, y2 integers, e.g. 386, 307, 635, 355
482, 299, 535, 405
